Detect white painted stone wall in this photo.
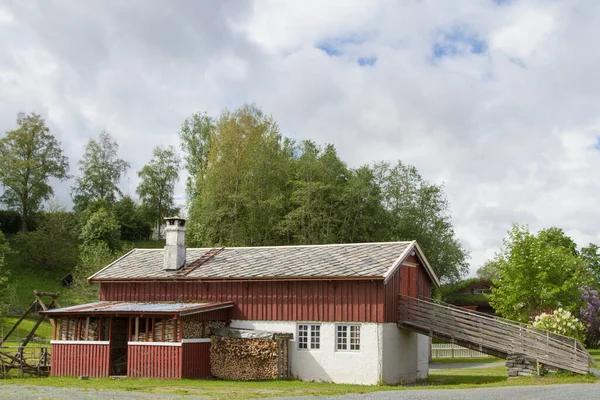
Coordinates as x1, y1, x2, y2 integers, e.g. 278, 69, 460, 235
230, 320, 429, 385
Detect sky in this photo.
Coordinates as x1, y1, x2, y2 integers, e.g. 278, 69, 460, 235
1, 0, 600, 275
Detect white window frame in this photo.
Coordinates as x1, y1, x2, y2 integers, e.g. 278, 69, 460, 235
336, 324, 361, 352
297, 323, 321, 350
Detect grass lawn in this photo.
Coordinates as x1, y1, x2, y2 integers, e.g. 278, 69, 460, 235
1, 317, 53, 342
0, 365, 596, 398
431, 357, 500, 364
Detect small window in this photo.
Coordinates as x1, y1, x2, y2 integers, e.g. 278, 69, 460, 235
336, 325, 360, 351
473, 287, 491, 294
297, 323, 320, 350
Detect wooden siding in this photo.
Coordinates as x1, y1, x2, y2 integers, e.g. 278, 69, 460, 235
101, 280, 385, 323
127, 345, 182, 379
182, 342, 211, 378
384, 255, 433, 323
51, 343, 110, 377
181, 308, 231, 322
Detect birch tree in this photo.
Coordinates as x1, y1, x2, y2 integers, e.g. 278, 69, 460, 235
0, 112, 69, 231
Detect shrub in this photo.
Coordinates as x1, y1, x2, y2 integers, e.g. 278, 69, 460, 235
531, 308, 586, 343
580, 286, 600, 348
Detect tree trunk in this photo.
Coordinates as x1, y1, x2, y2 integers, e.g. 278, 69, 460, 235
21, 203, 28, 232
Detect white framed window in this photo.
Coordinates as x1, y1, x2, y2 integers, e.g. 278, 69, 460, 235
297, 323, 321, 350
336, 324, 361, 351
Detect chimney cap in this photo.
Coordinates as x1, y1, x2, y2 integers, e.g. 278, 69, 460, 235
164, 216, 186, 227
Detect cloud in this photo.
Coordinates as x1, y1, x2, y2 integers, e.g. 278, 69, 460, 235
1, 0, 600, 275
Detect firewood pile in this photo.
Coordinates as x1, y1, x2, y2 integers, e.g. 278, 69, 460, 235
210, 333, 291, 380
183, 320, 228, 339
59, 317, 99, 341
148, 319, 176, 342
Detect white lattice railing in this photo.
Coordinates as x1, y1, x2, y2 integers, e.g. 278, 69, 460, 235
431, 343, 488, 358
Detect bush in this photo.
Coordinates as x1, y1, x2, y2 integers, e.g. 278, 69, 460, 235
580, 286, 600, 348
531, 308, 586, 343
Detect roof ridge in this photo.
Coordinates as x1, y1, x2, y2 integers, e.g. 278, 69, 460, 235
131, 241, 414, 251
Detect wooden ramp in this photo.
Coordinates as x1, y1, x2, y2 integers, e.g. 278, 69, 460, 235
397, 295, 595, 374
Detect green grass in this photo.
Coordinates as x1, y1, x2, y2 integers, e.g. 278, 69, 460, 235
5, 252, 66, 311
588, 348, 600, 365
431, 357, 501, 364
1, 317, 53, 342
0, 366, 596, 398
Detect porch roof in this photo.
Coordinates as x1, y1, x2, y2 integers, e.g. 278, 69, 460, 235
40, 301, 233, 317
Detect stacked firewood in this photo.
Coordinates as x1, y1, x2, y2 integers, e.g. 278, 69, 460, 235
59, 318, 99, 341
182, 320, 228, 338
149, 319, 176, 342
210, 336, 282, 380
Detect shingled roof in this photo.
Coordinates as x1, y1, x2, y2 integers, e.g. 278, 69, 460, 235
89, 241, 439, 286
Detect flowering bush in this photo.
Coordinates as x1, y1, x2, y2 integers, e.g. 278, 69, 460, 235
531, 308, 586, 343
580, 286, 600, 347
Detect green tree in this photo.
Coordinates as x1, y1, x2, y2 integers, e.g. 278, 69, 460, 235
179, 112, 214, 197
580, 243, 600, 283
113, 196, 152, 241
281, 141, 350, 244
65, 242, 130, 305
187, 104, 291, 246
0, 112, 69, 231
79, 206, 121, 250
72, 131, 130, 211
487, 224, 592, 322
136, 146, 181, 237
13, 206, 79, 272
374, 161, 469, 283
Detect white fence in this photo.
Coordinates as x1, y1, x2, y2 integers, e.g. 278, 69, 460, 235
431, 343, 489, 358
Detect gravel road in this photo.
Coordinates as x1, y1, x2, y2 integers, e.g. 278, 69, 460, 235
1, 383, 600, 400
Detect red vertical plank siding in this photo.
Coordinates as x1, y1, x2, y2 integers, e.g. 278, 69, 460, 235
101, 280, 387, 323
384, 254, 435, 323
51, 344, 110, 377
127, 345, 182, 379
181, 342, 211, 378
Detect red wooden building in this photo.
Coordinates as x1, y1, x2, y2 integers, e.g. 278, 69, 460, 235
43, 217, 440, 385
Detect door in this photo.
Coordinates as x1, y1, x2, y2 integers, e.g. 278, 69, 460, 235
109, 318, 129, 376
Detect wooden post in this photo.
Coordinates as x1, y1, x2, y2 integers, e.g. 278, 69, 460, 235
134, 317, 139, 342
84, 317, 90, 341
161, 318, 166, 341
145, 318, 149, 342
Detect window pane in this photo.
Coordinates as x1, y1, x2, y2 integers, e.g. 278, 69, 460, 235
298, 324, 308, 349
350, 325, 360, 351
336, 325, 348, 350
311, 324, 321, 349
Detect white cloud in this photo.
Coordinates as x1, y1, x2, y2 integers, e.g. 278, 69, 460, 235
1, 0, 600, 275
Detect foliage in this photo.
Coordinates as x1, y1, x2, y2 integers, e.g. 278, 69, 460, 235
136, 146, 181, 236
580, 286, 600, 348
183, 104, 469, 282
374, 161, 469, 282
531, 308, 586, 343
72, 131, 130, 211
64, 242, 129, 305
0, 112, 70, 231
187, 104, 291, 246
580, 243, 600, 283
487, 224, 593, 322
79, 206, 121, 250
113, 196, 152, 241
179, 111, 214, 197
0, 231, 12, 319
12, 209, 79, 272
437, 278, 491, 305
477, 260, 501, 280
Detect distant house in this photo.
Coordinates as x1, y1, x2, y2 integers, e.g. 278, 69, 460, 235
42, 217, 440, 385
440, 279, 495, 315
